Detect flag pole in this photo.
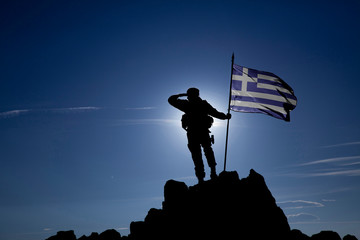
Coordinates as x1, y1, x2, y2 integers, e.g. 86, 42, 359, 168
223, 53, 234, 172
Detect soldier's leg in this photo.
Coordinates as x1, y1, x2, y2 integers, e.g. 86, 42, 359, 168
187, 133, 205, 182
202, 135, 217, 179
188, 143, 205, 182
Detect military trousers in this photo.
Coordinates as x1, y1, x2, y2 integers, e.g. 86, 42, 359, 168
187, 129, 216, 180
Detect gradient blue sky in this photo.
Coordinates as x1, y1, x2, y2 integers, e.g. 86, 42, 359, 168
1, 1, 360, 239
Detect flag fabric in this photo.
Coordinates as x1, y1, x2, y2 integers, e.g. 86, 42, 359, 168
230, 64, 297, 121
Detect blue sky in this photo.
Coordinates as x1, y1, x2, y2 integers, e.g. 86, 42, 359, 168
1, 1, 360, 239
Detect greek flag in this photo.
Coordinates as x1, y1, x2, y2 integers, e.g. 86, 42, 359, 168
230, 64, 297, 121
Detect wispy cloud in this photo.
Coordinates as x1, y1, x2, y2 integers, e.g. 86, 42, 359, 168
306, 169, 360, 177
125, 107, 156, 110
113, 118, 178, 126
340, 161, 360, 166
299, 156, 360, 166
0, 109, 31, 118
174, 175, 197, 181
290, 220, 360, 225
294, 155, 360, 177
52, 106, 101, 112
321, 141, 360, 148
286, 169, 360, 178
277, 200, 324, 209
0, 106, 101, 118
321, 187, 353, 195
287, 213, 320, 223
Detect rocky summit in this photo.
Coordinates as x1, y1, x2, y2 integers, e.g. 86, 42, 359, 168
130, 169, 290, 240
46, 169, 358, 240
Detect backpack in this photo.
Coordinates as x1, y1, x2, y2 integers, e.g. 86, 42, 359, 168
181, 113, 213, 131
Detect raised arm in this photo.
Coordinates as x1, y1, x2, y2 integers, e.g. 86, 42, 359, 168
168, 93, 188, 112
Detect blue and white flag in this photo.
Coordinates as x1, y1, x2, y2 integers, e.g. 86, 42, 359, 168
230, 64, 297, 121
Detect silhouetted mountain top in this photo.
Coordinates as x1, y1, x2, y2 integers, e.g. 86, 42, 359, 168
46, 169, 358, 240
129, 169, 290, 240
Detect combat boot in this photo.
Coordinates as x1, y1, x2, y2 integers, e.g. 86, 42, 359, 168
198, 177, 204, 184
195, 167, 205, 184
210, 167, 218, 180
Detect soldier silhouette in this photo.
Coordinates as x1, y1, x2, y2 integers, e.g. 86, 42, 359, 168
168, 88, 231, 183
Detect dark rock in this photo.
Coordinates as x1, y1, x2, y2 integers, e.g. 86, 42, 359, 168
290, 229, 311, 240
46, 230, 76, 240
344, 234, 358, 240
162, 179, 188, 212
78, 232, 99, 240
129, 169, 291, 240
77, 230, 122, 240
99, 229, 121, 240
129, 221, 147, 239
44, 169, 358, 240
311, 230, 341, 240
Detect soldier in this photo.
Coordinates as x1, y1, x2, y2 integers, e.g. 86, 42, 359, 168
168, 88, 231, 183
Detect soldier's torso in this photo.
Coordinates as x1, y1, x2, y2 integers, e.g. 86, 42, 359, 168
183, 100, 213, 131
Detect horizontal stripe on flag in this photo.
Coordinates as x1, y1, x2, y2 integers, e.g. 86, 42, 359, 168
257, 73, 279, 81
256, 82, 293, 95
231, 90, 297, 106
230, 105, 285, 120
257, 78, 289, 88
232, 76, 295, 97
232, 73, 289, 88
231, 94, 296, 108
232, 74, 255, 81
232, 81, 297, 102
230, 100, 287, 114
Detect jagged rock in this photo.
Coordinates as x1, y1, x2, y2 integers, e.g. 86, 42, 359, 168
129, 221, 147, 239
77, 230, 122, 240
99, 229, 121, 240
46, 230, 76, 240
162, 179, 188, 212
78, 232, 99, 240
45, 169, 358, 240
344, 234, 358, 240
290, 229, 311, 240
311, 230, 341, 240
129, 169, 291, 240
